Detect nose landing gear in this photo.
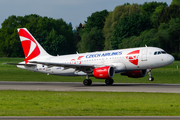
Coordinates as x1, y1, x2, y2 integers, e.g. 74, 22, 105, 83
148, 69, 154, 81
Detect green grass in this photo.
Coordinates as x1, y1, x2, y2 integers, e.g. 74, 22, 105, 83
0, 57, 180, 83
0, 91, 179, 116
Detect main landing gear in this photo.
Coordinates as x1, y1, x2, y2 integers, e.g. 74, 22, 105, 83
148, 69, 154, 81
105, 78, 114, 85
83, 76, 114, 86
83, 76, 92, 86
83, 79, 92, 86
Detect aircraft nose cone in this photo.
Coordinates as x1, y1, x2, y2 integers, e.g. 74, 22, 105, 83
167, 54, 174, 65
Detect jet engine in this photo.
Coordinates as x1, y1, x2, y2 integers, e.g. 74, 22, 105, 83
121, 69, 147, 78
93, 66, 115, 79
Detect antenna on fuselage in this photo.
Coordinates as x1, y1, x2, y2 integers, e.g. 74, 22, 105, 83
145, 44, 147, 47
76, 51, 79, 54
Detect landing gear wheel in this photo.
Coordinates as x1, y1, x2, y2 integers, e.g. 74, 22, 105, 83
105, 78, 114, 85
88, 79, 92, 85
148, 77, 154, 81
83, 79, 92, 86
148, 69, 154, 82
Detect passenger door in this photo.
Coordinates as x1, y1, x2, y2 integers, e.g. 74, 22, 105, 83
141, 49, 147, 61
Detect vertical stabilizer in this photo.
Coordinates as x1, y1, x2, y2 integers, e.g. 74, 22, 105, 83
18, 28, 51, 64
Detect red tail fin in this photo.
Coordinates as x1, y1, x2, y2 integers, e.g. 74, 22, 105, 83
18, 28, 50, 64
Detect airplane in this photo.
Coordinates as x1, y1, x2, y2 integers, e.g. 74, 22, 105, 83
6, 28, 174, 86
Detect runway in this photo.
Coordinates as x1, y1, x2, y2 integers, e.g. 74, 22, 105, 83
0, 81, 180, 93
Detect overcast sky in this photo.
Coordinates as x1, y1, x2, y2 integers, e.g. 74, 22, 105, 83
0, 0, 171, 29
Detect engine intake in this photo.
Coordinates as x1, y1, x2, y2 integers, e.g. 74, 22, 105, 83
93, 66, 115, 79
121, 69, 147, 78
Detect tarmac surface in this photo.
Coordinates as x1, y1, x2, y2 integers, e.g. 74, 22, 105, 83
0, 81, 180, 93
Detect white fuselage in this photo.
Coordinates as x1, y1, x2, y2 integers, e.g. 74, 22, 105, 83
17, 47, 174, 76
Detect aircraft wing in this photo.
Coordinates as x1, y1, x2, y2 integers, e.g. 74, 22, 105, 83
29, 61, 95, 72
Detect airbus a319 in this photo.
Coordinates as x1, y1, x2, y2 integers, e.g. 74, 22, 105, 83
6, 28, 174, 86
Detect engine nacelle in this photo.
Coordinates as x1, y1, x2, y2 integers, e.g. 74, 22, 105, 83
121, 69, 147, 78
93, 66, 115, 79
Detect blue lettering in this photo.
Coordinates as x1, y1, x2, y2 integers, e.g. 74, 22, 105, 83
111, 52, 118, 55
86, 51, 122, 58
118, 51, 122, 55
105, 53, 110, 56
97, 54, 101, 57
90, 55, 94, 58
94, 54, 97, 57
86, 55, 90, 58
101, 53, 106, 57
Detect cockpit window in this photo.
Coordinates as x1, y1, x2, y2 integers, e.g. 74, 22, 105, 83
154, 51, 167, 55
161, 51, 166, 54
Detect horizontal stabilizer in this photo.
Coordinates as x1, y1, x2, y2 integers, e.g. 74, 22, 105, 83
4, 63, 36, 67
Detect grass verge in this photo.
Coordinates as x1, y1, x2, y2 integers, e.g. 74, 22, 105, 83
0, 91, 179, 116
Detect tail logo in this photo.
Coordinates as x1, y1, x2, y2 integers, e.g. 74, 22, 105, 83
126, 50, 140, 65
18, 29, 40, 64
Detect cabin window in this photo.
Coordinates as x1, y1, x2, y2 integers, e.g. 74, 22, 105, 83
154, 52, 157, 55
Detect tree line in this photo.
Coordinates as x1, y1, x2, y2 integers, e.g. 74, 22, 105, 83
0, 14, 75, 57
0, 0, 180, 60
